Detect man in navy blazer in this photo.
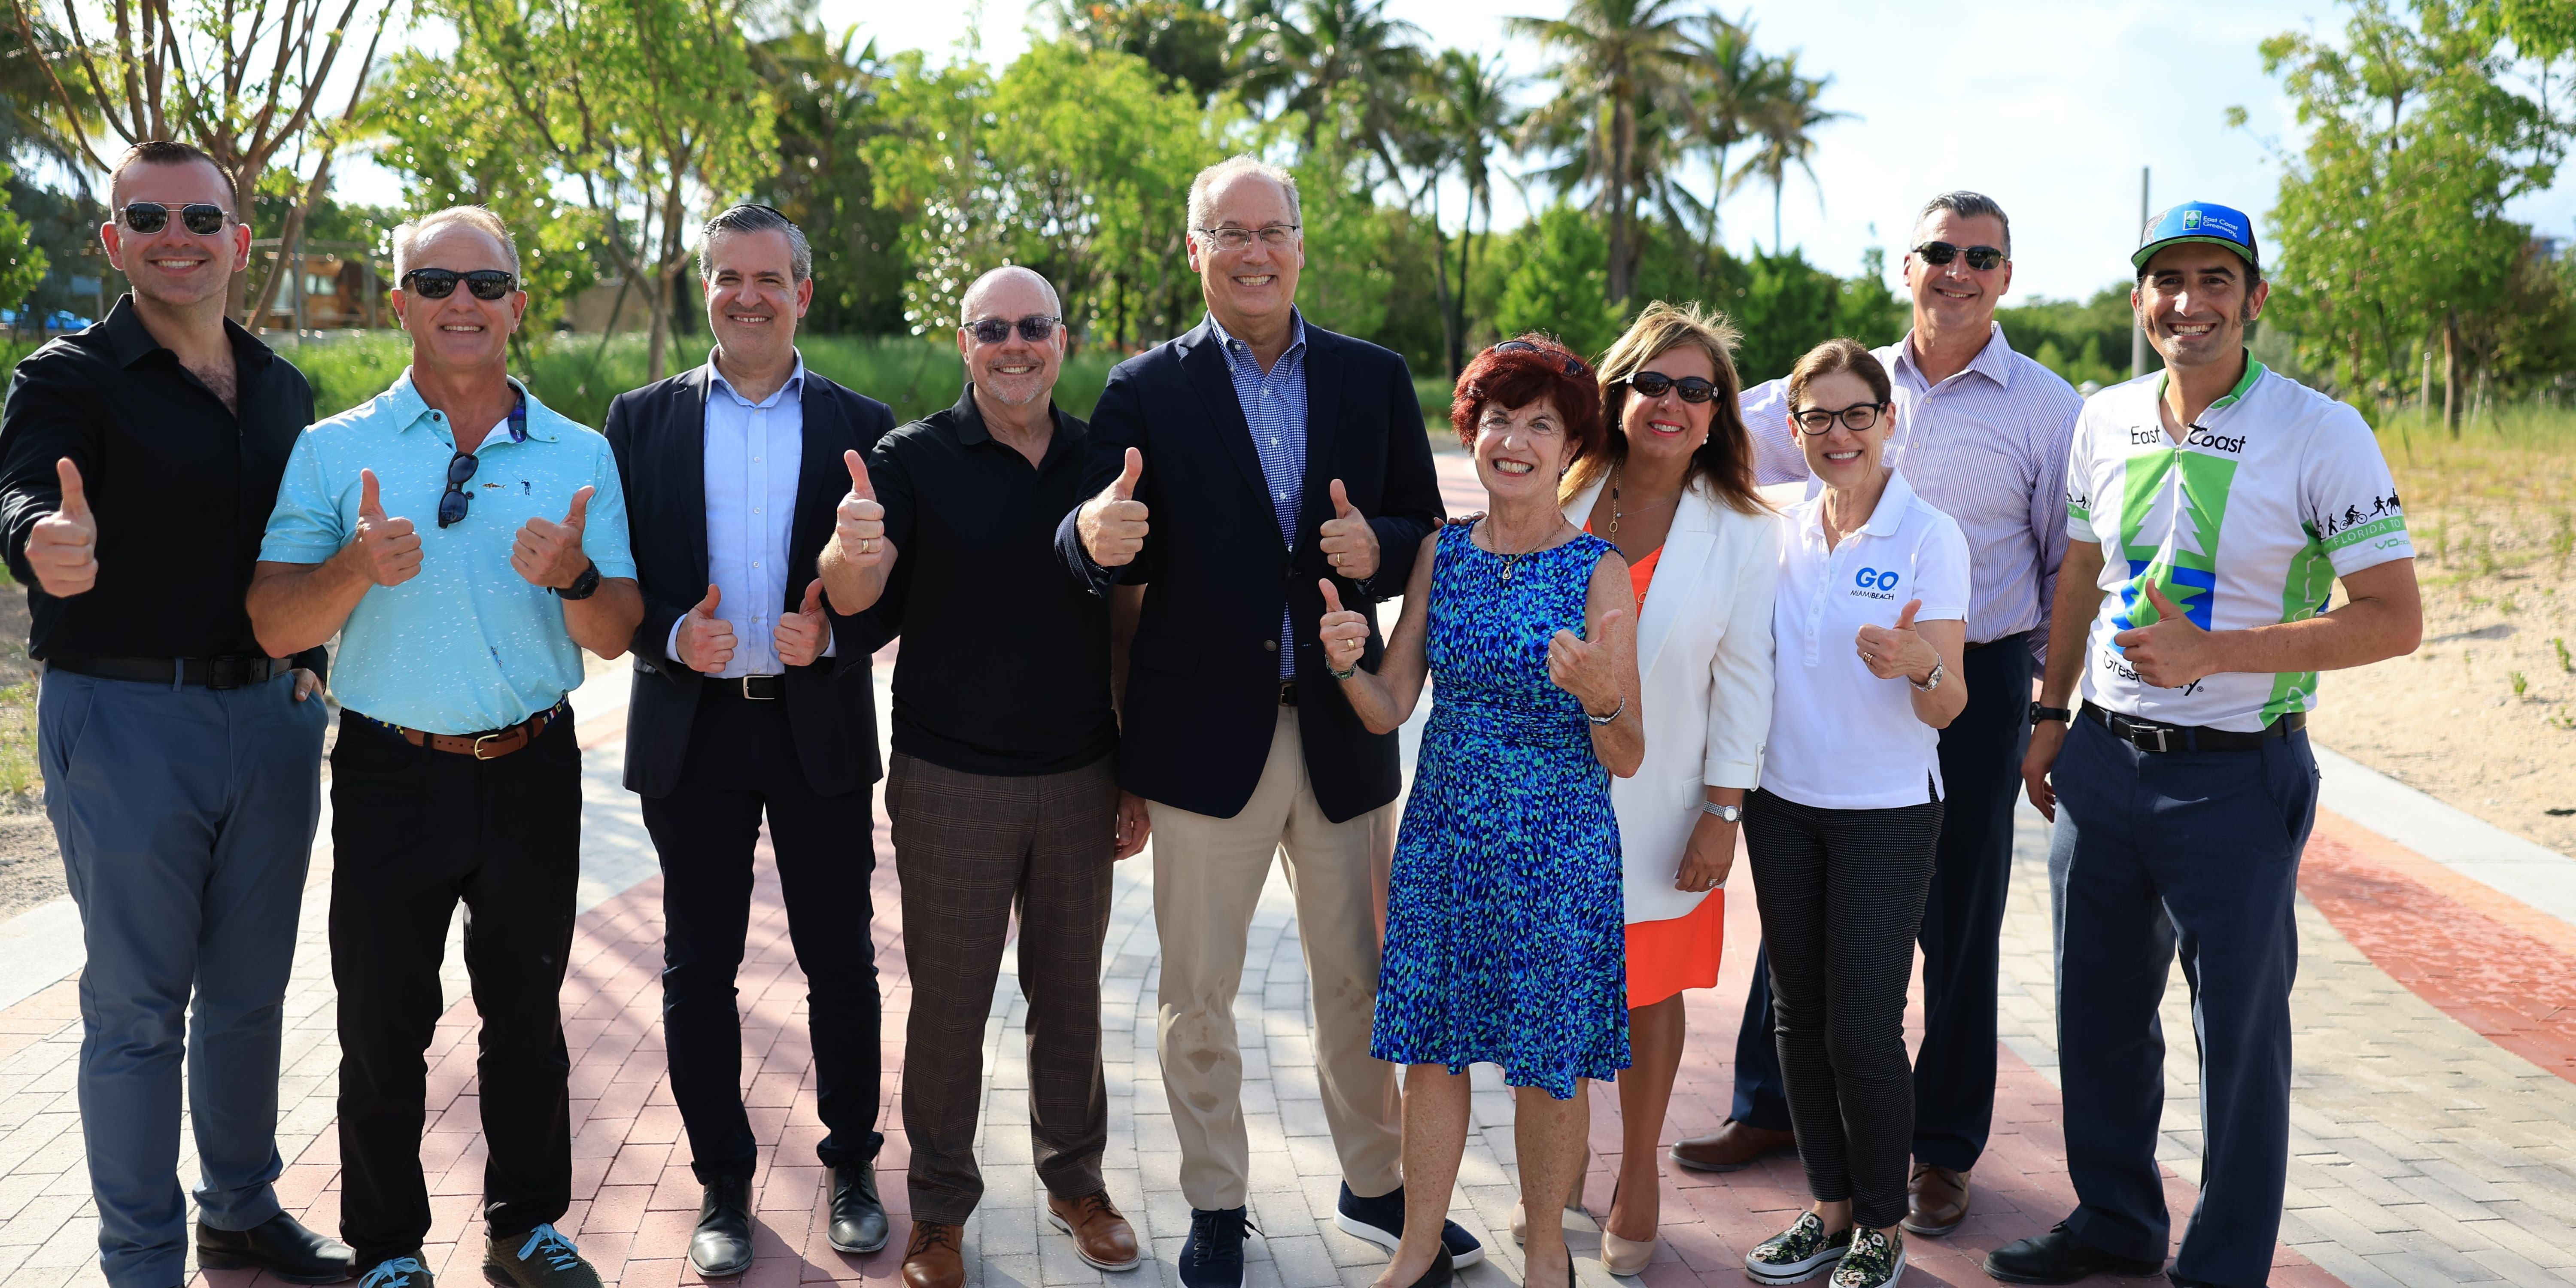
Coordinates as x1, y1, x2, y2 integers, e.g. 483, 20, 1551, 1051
603, 205, 894, 1279
1053, 156, 1459, 1288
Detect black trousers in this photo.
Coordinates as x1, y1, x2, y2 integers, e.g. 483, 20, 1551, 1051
1745, 786, 1943, 1232
330, 708, 582, 1269
640, 688, 883, 1183
1728, 636, 2030, 1169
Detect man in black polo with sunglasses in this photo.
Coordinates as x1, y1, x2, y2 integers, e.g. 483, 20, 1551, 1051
249, 205, 641, 1288
1679, 191, 2082, 1238
0, 139, 350, 1288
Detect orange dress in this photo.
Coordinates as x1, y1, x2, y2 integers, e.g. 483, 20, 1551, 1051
1605, 538, 1726, 1009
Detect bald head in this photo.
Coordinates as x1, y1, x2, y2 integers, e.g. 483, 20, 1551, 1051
956, 264, 1065, 413
959, 265, 1060, 327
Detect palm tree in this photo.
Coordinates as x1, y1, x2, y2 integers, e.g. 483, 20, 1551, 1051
1236, 0, 1427, 152
1509, 0, 1699, 304
1422, 48, 1519, 375
1680, 12, 1768, 262
1728, 52, 1850, 255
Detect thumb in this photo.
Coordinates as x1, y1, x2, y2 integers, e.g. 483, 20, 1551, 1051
2144, 579, 2185, 621
563, 485, 594, 526
1112, 447, 1143, 500
54, 458, 87, 519
1895, 598, 1921, 631
801, 578, 824, 614
1597, 607, 1628, 639
1318, 578, 1343, 614
358, 468, 385, 520
696, 582, 721, 616
1330, 477, 1355, 517
844, 449, 875, 501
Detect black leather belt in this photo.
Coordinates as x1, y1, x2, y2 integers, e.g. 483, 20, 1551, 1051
47, 655, 288, 690
1967, 630, 2032, 653
2084, 704, 2304, 753
712, 674, 786, 700
1279, 680, 1299, 707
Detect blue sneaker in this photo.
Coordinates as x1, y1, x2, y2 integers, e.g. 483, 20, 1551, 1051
1179, 1207, 1258, 1288
358, 1258, 433, 1288
1333, 1182, 1486, 1269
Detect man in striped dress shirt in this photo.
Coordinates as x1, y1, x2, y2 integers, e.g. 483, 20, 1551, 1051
1673, 191, 2082, 1236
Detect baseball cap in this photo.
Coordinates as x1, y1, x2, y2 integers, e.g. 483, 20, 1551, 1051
2132, 201, 2260, 272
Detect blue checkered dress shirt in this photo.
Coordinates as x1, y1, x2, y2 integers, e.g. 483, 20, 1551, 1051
1207, 311, 1310, 678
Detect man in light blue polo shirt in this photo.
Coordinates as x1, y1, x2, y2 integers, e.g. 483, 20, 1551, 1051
247, 206, 641, 1288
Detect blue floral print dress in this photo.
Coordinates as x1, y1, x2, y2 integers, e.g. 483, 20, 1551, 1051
1368, 522, 1631, 1099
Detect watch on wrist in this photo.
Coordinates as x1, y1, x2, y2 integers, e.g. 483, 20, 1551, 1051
2029, 702, 2073, 726
554, 559, 601, 601
1699, 801, 1743, 823
1910, 660, 1946, 693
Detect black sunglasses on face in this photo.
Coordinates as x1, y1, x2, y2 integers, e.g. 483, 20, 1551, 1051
1492, 339, 1587, 377
402, 268, 519, 301
1793, 402, 1888, 434
1914, 241, 2005, 271
437, 452, 480, 528
1627, 371, 1716, 404
120, 203, 230, 236
966, 314, 1061, 345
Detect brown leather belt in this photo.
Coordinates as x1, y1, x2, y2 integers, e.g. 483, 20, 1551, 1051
360, 702, 567, 760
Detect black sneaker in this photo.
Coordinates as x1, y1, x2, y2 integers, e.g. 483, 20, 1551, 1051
1178, 1207, 1257, 1288
355, 1258, 434, 1288
1829, 1227, 1904, 1288
1331, 1182, 1487, 1268
1743, 1212, 1852, 1285
483, 1224, 603, 1288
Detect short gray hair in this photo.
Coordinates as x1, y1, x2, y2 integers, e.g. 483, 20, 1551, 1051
699, 204, 812, 283
392, 205, 520, 277
1187, 155, 1301, 241
1912, 191, 2011, 259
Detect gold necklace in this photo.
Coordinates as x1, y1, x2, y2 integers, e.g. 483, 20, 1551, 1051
1483, 517, 1563, 583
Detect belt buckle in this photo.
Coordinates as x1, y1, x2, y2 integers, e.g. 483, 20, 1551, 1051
473, 732, 503, 760
207, 656, 244, 691
2153, 726, 2169, 753
743, 676, 776, 700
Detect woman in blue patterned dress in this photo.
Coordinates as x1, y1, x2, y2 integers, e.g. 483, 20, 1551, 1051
1316, 336, 1643, 1288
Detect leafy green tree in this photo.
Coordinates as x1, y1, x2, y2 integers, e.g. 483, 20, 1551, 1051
1236, 0, 1426, 153
0, 162, 47, 316
1999, 285, 2146, 387
1830, 248, 1904, 349
751, 23, 909, 334
1724, 247, 1841, 383
1492, 204, 1622, 361
1046, 0, 1235, 103
1510, 0, 1699, 305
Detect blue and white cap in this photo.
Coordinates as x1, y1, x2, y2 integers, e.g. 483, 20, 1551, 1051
2132, 201, 2260, 272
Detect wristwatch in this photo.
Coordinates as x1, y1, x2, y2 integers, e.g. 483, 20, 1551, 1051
1699, 801, 1743, 823
2029, 702, 2073, 726
553, 559, 601, 601
1910, 660, 1946, 693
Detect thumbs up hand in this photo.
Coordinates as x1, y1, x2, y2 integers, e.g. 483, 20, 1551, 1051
1549, 607, 1629, 717
834, 450, 889, 569
1317, 478, 1380, 581
675, 583, 736, 674
513, 484, 595, 589
1317, 578, 1370, 674
343, 467, 424, 588
1077, 447, 1150, 567
1856, 598, 1937, 683
26, 458, 99, 597
776, 579, 832, 668
2111, 580, 2218, 688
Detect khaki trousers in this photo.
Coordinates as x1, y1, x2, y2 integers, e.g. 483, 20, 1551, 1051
1148, 708, 1403, 1210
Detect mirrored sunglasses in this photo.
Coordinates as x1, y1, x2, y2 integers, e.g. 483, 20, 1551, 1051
966, 314, 1061, 345
121, 203, 229, 236
402, 268, 518, 301
1914, 241, 2005, 271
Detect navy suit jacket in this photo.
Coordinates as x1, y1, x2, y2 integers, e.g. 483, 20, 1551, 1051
1054, 317, 1444, 822
605, 367, 896, 799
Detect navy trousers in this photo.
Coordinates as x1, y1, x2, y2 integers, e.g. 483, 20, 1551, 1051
1727, 636, 2030, 1166
39, 670, 328, 1288
2050, 713, 2314, 1288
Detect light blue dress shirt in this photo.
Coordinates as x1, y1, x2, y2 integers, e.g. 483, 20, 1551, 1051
664, 353, 831, 677
1206, 310, 1310, 678
260, 370, 637, 735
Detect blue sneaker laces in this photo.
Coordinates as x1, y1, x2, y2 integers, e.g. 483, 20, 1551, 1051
516, 1224, 583, 1273
359, 1258, 426, 1288
1187, 1209, 1258, 1268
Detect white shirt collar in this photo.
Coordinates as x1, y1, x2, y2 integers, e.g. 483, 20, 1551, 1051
705, 350, 807, 409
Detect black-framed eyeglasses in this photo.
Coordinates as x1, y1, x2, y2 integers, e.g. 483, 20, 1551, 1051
1626, 371, 1716, 404
1792, 402, 1888, 434
1914, 241, 2005, 271
1194, 224, 1299, 252
1492, 339, 1587, 377
966, 314, 1062, 345
120, 202, 230, 236
437, 452, 480, 528
401, 268, 519, 301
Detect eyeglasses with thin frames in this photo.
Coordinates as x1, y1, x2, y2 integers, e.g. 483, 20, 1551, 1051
1792, 402, 1888, 434
120, 203, 230, 236
966, 315, 1062, 345
1195, 224, 1300, 253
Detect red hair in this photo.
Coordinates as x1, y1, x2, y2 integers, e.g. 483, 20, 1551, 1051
1449, 335, 1607, 465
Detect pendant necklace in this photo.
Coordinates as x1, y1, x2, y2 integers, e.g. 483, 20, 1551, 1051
1486, 517, 1559, 584
1608, 466, 1622, 541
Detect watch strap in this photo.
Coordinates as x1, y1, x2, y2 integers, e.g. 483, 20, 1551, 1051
2029, 702, 2073, 725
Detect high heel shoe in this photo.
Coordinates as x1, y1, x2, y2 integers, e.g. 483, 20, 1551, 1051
1511, 1146, 1590, 1245
1598, 1181, 1658, 1276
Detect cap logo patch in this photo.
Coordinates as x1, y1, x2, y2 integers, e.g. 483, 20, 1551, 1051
2182, 210, 2203, 230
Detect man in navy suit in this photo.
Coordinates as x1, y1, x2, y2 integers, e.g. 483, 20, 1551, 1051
603, 204, 894, 1280
1053, 155, 1461, 1288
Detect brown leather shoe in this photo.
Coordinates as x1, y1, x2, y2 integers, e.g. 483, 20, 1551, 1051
1668, 1120, 1797, 1173
1047, 1191, 1142, 1271
900, 1222, 964, 1288
1902, 1163, 1970, 1236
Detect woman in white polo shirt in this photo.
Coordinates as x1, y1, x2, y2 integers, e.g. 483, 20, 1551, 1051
1739, 339, 1968, 1288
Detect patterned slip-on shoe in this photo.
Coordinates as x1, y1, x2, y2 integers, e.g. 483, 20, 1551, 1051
1743, 1212, 1853, 1285
1829, 1227, 1904, 1288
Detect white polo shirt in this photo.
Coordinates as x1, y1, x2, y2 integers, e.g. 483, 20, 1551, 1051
1761, 468, 1972, 811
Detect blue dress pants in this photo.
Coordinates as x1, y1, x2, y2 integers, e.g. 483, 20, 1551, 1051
39, 670, 327, 1288
2049, 713, 2315, 1288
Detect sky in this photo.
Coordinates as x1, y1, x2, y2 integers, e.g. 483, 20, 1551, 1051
330, 0, 2576, 305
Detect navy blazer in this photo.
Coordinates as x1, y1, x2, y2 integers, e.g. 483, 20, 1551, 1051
1054, 317, 1444, 822
604, 366, 896, 799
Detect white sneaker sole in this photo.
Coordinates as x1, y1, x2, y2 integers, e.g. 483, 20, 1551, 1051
1743, 1248, 1845, 1285
1333, 1213, 1485, 1269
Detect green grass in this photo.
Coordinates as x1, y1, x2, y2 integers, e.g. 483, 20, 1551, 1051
2376, 401, 2576, 587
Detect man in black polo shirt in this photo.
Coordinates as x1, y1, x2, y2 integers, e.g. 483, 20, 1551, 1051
817, 265, 1145, 1288
0, 140, 349, 1288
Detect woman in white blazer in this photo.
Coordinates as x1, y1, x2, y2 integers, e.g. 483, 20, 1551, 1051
1520, 301, 1782, 1273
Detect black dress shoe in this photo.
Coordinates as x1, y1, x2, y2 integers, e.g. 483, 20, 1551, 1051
1394, 1245, 1452, 1288
196, 1212, 358, 1284
1984, 1224, 2164, 1285
829, 1163, 889, 1255
690, 1176, 755, 1278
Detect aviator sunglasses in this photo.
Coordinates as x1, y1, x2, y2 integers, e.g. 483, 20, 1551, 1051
1626, 371, 1717, 404
966, 314, 1062, 345
1914, 241, 2005, 271
120, 202, 230, 236
401, 268, 519, 301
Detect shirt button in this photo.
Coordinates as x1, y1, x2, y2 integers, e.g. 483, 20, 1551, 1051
752, 562, 761, 568
1263, 640, 1279, 652
753, 507, 762, 514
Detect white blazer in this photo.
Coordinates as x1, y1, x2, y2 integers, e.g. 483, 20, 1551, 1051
1564, 477, 1784, 925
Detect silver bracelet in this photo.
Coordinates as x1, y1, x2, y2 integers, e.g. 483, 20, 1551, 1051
1585, 694, 1625, 726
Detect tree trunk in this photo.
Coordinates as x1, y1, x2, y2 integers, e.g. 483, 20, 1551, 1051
1607, 96, 1634, 305
2442, 309, 2460, 438
229, 167, 265, 324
